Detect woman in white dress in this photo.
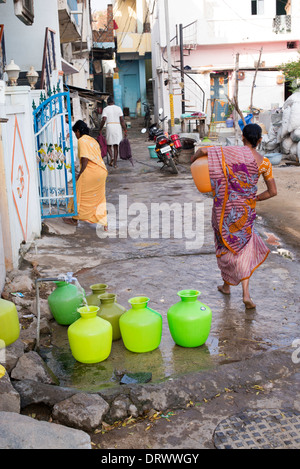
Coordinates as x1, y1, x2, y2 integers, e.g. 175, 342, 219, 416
99, 96, 127, 168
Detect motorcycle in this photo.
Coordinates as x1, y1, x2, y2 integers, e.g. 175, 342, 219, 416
142, 109, 181, 175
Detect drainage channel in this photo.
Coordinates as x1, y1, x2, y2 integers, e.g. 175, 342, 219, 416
213, 408, 300, 449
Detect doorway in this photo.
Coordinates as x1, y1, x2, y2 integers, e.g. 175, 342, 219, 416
210, 73, 229, 123
123, 73, 139, 117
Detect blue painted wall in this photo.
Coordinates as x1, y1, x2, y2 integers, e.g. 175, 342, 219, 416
117, 57, 147, 117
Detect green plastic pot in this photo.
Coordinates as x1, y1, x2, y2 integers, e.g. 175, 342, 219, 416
86, 283, 108, 307
119, 297, 162, 353
98, 293, 126, 341
167, 290, 212, 347
48, 281, 84, 326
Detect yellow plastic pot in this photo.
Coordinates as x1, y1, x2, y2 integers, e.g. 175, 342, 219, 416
0, 299, 20, 347
67, 306, 112, 364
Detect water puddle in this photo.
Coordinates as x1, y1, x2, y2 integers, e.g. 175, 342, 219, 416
37, 234, 297, 392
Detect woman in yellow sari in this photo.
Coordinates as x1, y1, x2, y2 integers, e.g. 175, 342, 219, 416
63, 120, 108, 229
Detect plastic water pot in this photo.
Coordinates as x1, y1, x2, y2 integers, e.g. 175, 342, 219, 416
119, 297, 162, 353
86, 283, 108, 307
148, 145, 158, 158
265, 153, 282, 165
68, 306, 112, 364
191, 156, 212, 193
98, 293, 126, 341
171, 134, 182, 149
48, 281, 83, 326
167, 290, 212, 347
0, 299, 20, 347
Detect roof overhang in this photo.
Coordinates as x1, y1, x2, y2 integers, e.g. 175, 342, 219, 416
93, 42, 115, 50
64, 84, 109, 103
61, 58, 79, 76
58, 7, 81, 43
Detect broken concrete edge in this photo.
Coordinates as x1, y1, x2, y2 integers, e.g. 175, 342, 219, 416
10, 346, 298, 429
0, 411, 92, 450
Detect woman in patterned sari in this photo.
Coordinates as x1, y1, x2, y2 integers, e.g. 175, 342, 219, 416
192, 124, 277, 308
63, 120, 108, 229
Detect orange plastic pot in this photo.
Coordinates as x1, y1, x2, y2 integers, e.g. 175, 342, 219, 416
191, 156, 212, 193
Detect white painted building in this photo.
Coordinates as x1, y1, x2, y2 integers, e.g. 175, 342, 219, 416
0, 0, 65, 290
0, 0, 93, 291
150, 0, 300, 126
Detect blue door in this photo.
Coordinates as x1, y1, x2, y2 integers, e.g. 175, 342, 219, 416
123, 74, 139, 117
210, 73, 229, 123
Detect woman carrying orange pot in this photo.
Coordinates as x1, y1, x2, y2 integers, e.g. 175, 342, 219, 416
191, 124, 277, 309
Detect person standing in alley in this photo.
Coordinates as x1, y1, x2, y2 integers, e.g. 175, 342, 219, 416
63, 120, 108, 230
191, 124, 277, 309
98, 96, 127, 168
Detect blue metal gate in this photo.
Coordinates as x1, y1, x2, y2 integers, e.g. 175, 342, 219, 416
33, 89, 77, 219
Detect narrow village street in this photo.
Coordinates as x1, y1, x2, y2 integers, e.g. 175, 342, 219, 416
1, 0, 300, 454
3, 119, 297, 450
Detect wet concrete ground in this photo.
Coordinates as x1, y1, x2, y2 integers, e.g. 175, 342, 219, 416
25, 120, 300, 394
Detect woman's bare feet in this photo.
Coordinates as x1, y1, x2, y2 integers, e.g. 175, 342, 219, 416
241, 279, 256, 309
243, 298, 256, 309
217, 283, 231, 295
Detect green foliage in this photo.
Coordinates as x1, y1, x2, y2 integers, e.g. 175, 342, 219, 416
279, 52, 300, 92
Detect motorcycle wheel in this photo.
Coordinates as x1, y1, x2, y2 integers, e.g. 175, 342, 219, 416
168, 156, 178, 174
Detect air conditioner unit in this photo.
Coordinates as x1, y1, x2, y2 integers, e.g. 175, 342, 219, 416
14, 0, 34, 26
